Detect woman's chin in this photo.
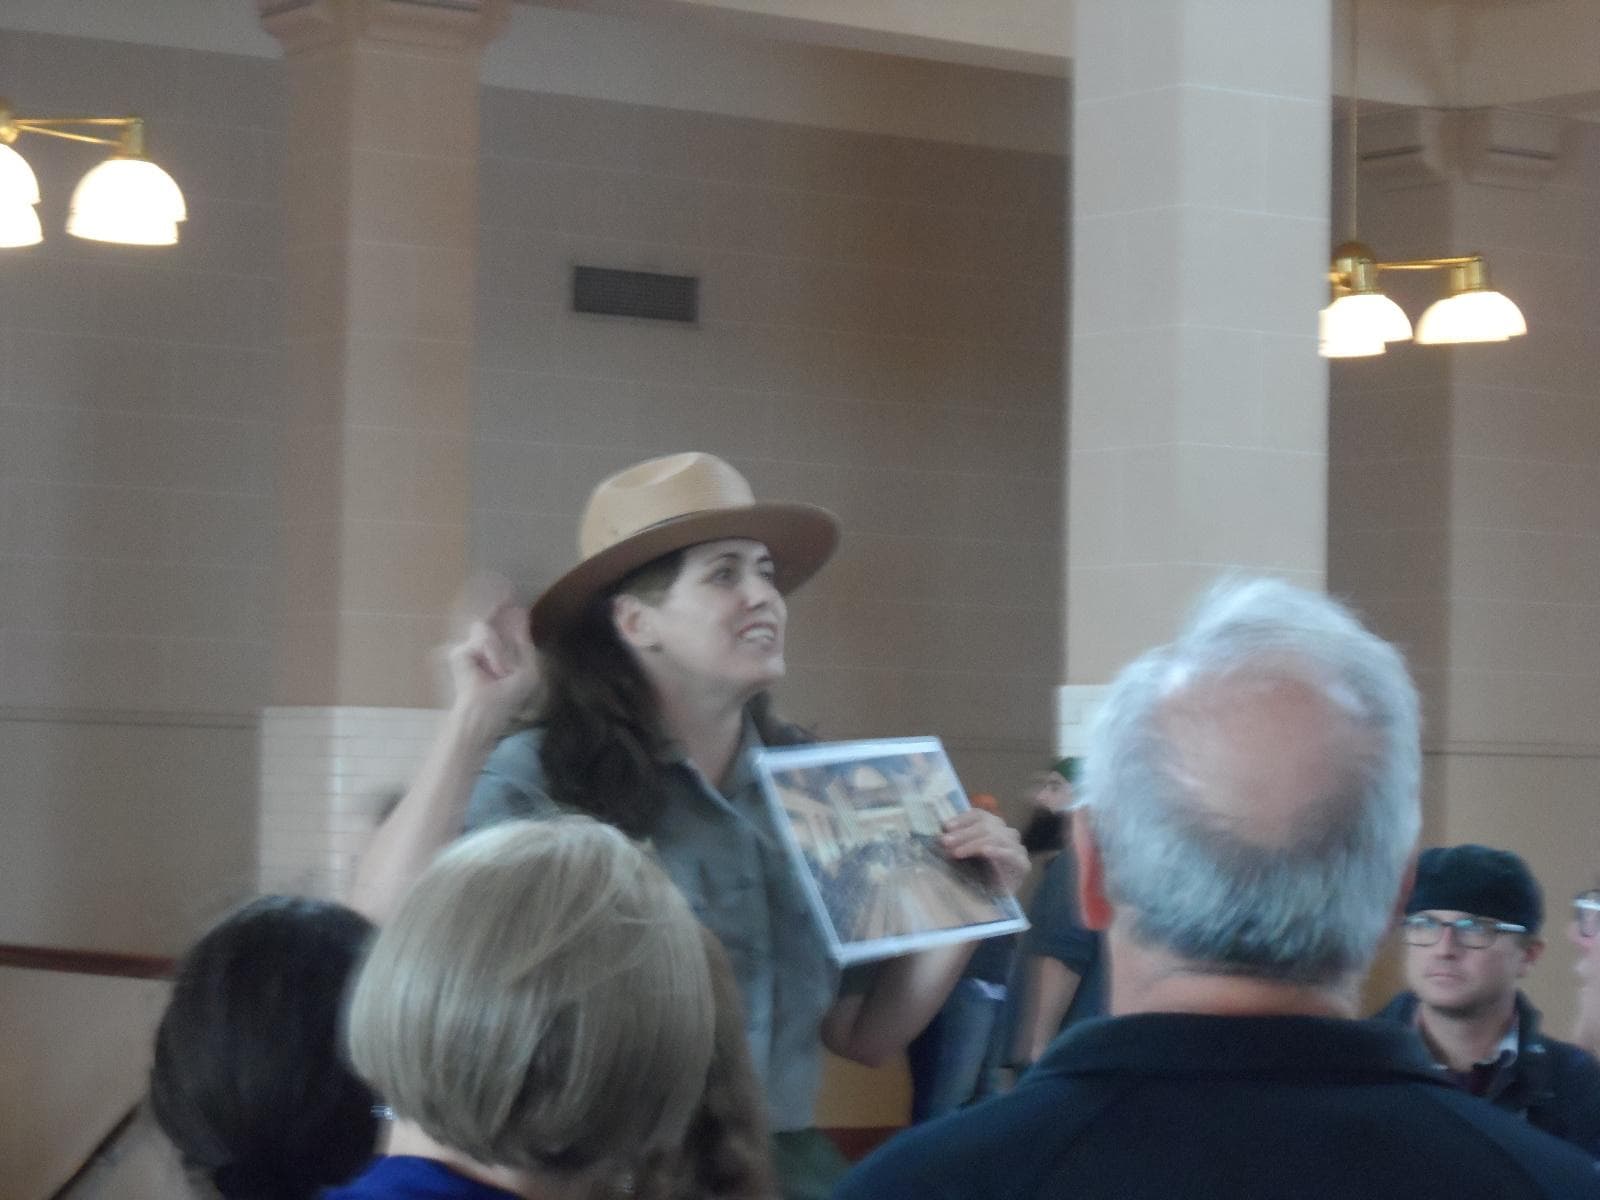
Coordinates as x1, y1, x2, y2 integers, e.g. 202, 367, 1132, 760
743, 655, 786, 691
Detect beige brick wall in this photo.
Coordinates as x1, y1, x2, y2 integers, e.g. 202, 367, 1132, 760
0, 32, 1069, 958
470, 86, 1067, 803
0, 30, 284, 953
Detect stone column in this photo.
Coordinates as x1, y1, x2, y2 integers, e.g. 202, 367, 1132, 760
257, 0, 506, 896
1059, 0, 1332, 744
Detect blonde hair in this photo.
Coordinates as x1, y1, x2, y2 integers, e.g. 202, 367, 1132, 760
630, 928, 779, 1200
346, 818, 715, 1174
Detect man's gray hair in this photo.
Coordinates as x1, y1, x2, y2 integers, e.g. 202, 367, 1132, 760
1080, 577, 1421, 985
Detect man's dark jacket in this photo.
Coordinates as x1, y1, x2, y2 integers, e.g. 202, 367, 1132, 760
834, 1013, 1600, 1200
1378, 990, 1600, 1157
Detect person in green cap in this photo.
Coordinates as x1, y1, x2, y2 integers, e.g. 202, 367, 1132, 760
1019, 758, 1080, 856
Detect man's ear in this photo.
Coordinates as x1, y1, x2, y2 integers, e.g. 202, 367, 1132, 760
1389, 850, 1419, 929
1520, 936, 1545, 976
1072, 809, 1114, 932
611, 592, 659, 652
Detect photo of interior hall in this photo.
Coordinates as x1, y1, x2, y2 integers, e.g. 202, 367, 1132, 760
3, 1, 1600, 1195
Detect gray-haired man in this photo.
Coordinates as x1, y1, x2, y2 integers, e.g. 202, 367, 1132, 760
836, 579, 1599, 1200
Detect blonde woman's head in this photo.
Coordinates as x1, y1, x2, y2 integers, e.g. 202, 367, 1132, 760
347, 818, 715, 1175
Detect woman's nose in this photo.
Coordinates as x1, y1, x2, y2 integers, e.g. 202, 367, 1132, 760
744, 574, 780, 607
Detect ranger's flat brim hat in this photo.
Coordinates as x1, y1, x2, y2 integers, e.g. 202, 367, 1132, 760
529, 452, 840, 647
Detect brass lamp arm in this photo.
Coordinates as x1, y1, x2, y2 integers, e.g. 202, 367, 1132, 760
0, 101, 145, 155
1374, 255, 1493, 294
1328, 245, 1491, 295
1373, 255, 1483, 272
9, 125, 129, 150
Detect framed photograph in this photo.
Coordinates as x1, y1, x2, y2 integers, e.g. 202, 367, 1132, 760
754, 737, 1028, 966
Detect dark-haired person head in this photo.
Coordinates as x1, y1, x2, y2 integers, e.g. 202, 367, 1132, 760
149, 895, 378, 1200
1020, 758, 1079, 855
330, 817, 715, 1200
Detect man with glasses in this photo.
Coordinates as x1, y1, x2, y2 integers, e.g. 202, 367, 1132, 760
1378, 844, 1600, 1156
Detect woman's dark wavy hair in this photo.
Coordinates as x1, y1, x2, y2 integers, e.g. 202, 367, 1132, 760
535, 549, 809, 837
149, 895, 378, 1200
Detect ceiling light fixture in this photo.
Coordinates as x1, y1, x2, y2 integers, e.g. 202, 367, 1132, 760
1319, 7, 1525, 358
0, 98, 186, 248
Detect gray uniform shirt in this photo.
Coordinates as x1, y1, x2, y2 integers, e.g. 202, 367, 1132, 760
464, 722, 840, 1132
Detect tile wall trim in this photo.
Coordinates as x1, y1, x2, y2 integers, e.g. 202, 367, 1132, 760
1424, 741, 1600, 758
0, 706, 257, 731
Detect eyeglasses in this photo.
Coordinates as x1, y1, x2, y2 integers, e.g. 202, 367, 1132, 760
1400, 914, 1527, 949
1574, 891, 1600, 939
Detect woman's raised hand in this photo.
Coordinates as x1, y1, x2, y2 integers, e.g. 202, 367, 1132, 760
939, 807, 1028, 895
351, 576, 538, 921
443, 575, 540, 736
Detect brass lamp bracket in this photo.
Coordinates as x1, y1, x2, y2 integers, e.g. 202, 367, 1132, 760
0, 98, 145, 155
1371, 254, 1489, 295
1328, 240, 1491, 296
1328, 241, 1378, 296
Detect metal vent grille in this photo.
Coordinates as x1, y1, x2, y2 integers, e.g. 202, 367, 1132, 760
572, 266, 699, 323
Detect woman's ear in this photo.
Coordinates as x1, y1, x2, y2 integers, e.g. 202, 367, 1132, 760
611, 592, 659, 652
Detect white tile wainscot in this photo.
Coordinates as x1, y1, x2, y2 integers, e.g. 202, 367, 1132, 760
1055, 684, 1108, 758
258, 706, 443, 900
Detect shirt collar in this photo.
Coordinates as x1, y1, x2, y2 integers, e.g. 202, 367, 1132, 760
1487, 1013, 1519, 1067
1410, 1004, 1519, 1069
1033, 1012, 1447, 1088
656, 710, 763, 791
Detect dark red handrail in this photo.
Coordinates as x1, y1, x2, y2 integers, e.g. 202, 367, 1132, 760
0, 943, 175, 980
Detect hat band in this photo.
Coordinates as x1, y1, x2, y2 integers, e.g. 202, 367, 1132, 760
593, 505, 755, 557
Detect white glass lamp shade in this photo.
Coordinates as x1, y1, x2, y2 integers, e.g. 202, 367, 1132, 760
0, 197, 42, 247
1319, 303, 1386, 358
0, 143, 41, 206
66, 155, 187, 245
1414, 289, 1527, 345
1322, 290, 1413, 343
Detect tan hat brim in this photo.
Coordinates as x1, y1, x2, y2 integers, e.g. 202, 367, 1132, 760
529, 503, 840, 646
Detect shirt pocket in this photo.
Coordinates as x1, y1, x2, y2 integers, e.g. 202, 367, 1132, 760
678, 860, 767, 981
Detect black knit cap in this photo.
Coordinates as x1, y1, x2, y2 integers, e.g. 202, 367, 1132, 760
1406, 844, 1543, 934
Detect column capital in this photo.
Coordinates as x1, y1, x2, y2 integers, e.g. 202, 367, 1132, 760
259, 0, 510, 55
1357, 108, 1565, 193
